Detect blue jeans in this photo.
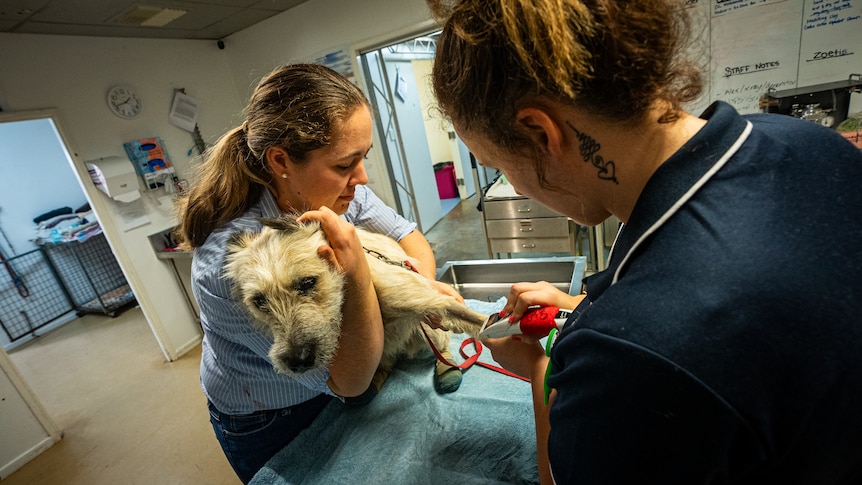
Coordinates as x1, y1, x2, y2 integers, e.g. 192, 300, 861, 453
208, 394, 332, 483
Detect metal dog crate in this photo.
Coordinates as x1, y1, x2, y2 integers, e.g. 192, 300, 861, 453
39, 233, 136, 317
0, 248, 76, 343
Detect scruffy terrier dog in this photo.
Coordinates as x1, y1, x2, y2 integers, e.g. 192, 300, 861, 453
224, 216, 486, 400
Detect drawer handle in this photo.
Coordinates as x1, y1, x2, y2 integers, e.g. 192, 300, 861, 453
519, 227, 534, 232
521, 243, 537, 249
516, 207, 533, 213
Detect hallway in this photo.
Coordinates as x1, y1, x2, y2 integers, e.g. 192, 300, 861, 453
424, 195, 490, 265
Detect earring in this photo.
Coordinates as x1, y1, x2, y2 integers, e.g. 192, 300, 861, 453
281, 173, 288, 179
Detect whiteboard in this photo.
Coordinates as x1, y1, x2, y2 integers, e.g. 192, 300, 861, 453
799, 0, 862, 85
711, 0, 802, 113
691, 0, 861, 114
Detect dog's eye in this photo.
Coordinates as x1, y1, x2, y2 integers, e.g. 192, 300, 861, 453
294, 276, 317, 296
251, 293, 270, 313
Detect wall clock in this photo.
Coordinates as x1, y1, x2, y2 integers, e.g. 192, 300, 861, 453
107, 84, 142, 119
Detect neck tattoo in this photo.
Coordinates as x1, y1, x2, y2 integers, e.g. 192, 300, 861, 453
566, 120, 619, 184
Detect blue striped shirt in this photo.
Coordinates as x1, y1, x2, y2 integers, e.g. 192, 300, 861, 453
193, 185, 416, 414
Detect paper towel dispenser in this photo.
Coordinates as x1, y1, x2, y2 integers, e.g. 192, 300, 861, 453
86, 156, 141, 202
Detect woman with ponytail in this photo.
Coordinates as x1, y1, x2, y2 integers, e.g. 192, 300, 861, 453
428, 0, 862, 483
176, 64, 459, 483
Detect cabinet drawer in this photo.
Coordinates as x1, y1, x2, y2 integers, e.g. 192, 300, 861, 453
490, 237, 573, 254
485, 218, 570, 239
484, 198, 563, 219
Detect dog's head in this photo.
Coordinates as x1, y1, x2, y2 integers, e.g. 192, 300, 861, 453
224, 216, 345, 376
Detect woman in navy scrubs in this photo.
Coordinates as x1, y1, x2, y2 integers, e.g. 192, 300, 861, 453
427, 0, 862, 483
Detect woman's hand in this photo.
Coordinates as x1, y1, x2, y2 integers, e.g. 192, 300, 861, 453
501, 281, 585, 323
482, 281, 584, 378
298, 206, 369, 282
483, 335, 547, 379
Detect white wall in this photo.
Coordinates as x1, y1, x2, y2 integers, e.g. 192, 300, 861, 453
413, 59, 452, 166
413, 58, 475, 199
0, 119, 88, 254
0, 347, 61, 479
222, 0, 433, 99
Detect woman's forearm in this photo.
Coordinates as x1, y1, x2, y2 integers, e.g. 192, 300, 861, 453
327, 273, 385, 397
398, 230, 437, 280
532, 357, 554, 485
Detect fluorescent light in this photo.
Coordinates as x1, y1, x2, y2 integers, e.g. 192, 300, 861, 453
141, 8, 188, 27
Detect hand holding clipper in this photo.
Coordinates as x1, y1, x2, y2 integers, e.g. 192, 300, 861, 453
479, 306, 572, 339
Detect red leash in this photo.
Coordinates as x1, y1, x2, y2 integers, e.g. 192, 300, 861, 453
364, 247, 528, 383
419, 324, 529, 382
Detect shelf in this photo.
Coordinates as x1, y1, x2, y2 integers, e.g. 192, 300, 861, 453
155, 250, 193, 260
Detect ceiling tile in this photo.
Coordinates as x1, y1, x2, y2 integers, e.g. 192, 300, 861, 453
0, 0, 311, 39
187, 7, 279, 39
250, 0, 310, 12
32, 0, 141, 23
15, 21, 196, 39
0, 0, 51, 20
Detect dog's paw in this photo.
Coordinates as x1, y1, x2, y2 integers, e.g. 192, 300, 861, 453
434, 365, 463, 393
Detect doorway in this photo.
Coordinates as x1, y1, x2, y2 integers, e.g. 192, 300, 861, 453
0, 111, 141, 351
0, 114, 93, 350
358, 31, 496, 233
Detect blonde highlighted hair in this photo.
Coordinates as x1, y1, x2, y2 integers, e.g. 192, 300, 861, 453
428, 0, 702, 148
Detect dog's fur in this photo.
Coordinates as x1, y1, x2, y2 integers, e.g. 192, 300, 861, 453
224, 216, 486, 396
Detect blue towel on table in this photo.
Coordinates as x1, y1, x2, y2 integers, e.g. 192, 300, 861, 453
464, 297, 507, 316
250, 297, 538, 485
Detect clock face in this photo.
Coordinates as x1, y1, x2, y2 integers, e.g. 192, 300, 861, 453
107, 85, 142, 119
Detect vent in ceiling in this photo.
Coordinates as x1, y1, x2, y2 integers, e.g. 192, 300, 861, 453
108, 4, 189, 27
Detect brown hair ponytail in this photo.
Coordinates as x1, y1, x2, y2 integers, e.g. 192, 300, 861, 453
175, 63, 369, 249
175, 126, 269, 248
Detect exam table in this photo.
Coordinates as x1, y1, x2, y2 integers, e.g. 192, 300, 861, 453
250, 257, 585, 485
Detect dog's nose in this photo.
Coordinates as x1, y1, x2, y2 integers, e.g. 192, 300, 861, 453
285, 345, 317, 373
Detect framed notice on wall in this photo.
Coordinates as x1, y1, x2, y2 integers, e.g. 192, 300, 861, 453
310, 47, 355, 82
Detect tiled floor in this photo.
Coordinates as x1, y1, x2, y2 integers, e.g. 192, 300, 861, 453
5, 307, 239, 485
424, 195, 491, 265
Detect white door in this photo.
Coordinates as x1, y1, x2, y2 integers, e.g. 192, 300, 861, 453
360, 49, 444, 232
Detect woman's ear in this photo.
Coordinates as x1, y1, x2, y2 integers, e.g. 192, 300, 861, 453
515, 107, 564, 158
265, 146, 291, 176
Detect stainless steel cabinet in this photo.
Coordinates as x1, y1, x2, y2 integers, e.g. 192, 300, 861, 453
482, 197, 576, 257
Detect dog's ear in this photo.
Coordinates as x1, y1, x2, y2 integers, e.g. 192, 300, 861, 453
260, 216, 293, 231
226, 230, 253, 253
260, 215, 311, 233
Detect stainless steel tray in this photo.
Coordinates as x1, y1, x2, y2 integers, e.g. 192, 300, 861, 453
436, 256, 586, 302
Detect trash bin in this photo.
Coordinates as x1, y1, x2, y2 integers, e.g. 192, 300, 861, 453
434, 162, 458, 199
